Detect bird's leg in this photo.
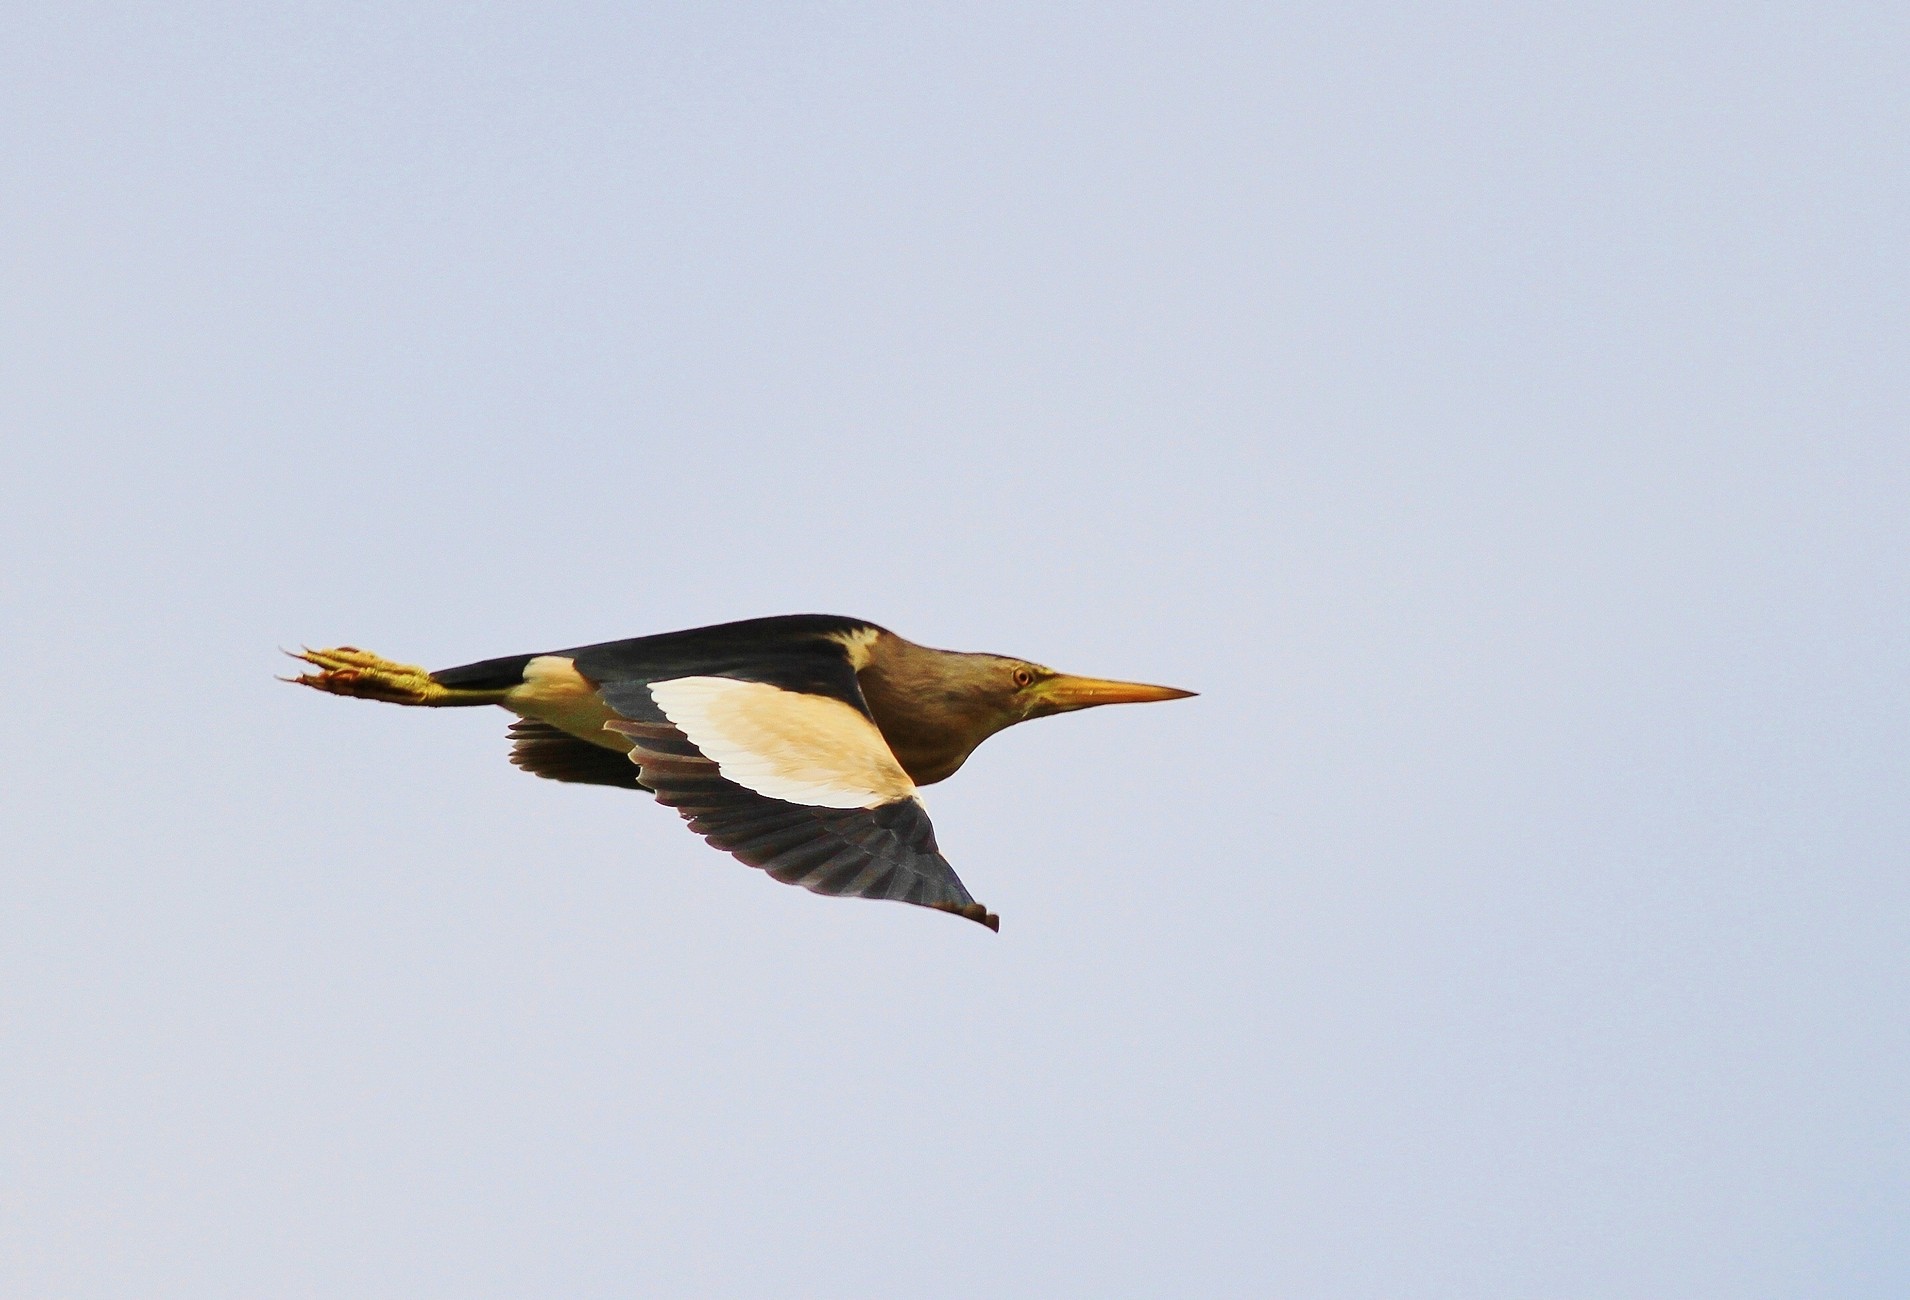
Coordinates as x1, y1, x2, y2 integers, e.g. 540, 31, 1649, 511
283, 646, 494, 706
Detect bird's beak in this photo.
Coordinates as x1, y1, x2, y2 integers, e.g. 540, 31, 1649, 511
1034, 673, 1197, 714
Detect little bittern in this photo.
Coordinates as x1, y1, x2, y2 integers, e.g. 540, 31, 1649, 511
288, 614, 1193, 930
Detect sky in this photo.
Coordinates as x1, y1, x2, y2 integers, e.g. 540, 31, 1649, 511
3, 3, 1906, 1296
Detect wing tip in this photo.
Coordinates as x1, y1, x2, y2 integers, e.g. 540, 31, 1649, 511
931, 900, 1000, 932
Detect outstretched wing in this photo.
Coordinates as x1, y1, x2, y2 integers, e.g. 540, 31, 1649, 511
607, 709, 996, 930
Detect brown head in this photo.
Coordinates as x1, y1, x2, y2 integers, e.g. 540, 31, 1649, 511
856, 632, 1195, 785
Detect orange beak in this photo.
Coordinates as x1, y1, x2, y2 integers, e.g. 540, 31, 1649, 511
1034, 673, 1198, 714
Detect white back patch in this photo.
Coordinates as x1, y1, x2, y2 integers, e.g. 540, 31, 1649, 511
826, 626, 881, 669
647, 675, 915, 809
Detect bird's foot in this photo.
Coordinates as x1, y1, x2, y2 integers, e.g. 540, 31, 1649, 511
283, 646, 449, 705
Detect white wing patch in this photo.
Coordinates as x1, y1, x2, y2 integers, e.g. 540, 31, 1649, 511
646, 676, 917, 810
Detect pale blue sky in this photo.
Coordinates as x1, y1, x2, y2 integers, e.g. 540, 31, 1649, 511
4, 3, 1906, 1296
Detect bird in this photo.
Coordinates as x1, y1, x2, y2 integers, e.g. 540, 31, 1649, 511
286, 613, 1194, 931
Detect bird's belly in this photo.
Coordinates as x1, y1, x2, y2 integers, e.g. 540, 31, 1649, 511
504, 655, 632, 752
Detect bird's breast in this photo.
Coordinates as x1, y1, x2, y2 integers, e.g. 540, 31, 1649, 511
858, 683, 984, 786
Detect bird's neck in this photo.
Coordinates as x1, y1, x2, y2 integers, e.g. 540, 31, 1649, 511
856, 633, 1013, 786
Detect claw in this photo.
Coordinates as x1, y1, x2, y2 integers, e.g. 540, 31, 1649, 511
282, 645, 446, 705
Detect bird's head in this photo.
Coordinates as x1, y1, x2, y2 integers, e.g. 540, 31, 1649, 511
856, 633, 1196, 785
922, 653, 1195, 734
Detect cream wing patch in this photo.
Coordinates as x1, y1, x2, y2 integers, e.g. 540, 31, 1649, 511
646, 675, 916, 809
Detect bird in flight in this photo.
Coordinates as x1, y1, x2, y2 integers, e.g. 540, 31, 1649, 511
287, 614, 1193, 931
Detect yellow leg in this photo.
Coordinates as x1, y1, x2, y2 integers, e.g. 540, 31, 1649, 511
284, 646, 496, 706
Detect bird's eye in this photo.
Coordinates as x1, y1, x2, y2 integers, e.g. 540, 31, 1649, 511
1012, 667, 1034, 687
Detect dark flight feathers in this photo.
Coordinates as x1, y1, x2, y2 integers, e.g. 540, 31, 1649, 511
507, 720, 645, 790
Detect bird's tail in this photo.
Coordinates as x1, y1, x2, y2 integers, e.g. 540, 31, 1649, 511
283, 646, 511, 707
